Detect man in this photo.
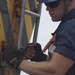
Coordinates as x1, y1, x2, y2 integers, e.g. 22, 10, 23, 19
2, 0, 75, 75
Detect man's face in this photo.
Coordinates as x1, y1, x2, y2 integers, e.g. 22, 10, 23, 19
45, 0, 66, 21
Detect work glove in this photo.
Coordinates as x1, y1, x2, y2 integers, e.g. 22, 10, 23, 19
29, 43, 47, 62
2, 45, 25, 70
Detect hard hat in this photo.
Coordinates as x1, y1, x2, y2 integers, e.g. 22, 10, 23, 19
38, 0, 58, 3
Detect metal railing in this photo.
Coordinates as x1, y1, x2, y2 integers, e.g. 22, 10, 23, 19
18, 0, 42, 49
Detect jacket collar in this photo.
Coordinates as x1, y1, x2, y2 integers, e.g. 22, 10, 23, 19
52, 9, 75, 35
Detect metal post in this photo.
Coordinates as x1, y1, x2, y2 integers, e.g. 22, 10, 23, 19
32, 4, 42, 43
18, 0, 26, 49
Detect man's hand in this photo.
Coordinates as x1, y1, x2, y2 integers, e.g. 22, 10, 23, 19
2, 45, 25, 70
25, 43, 47, 62
24, 43, 36, 59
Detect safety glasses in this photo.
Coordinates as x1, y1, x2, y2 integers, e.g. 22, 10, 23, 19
45, 1, 60, 8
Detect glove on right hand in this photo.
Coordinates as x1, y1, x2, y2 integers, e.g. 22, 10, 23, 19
30, 43, 47, 62
2, 45, 25, 70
